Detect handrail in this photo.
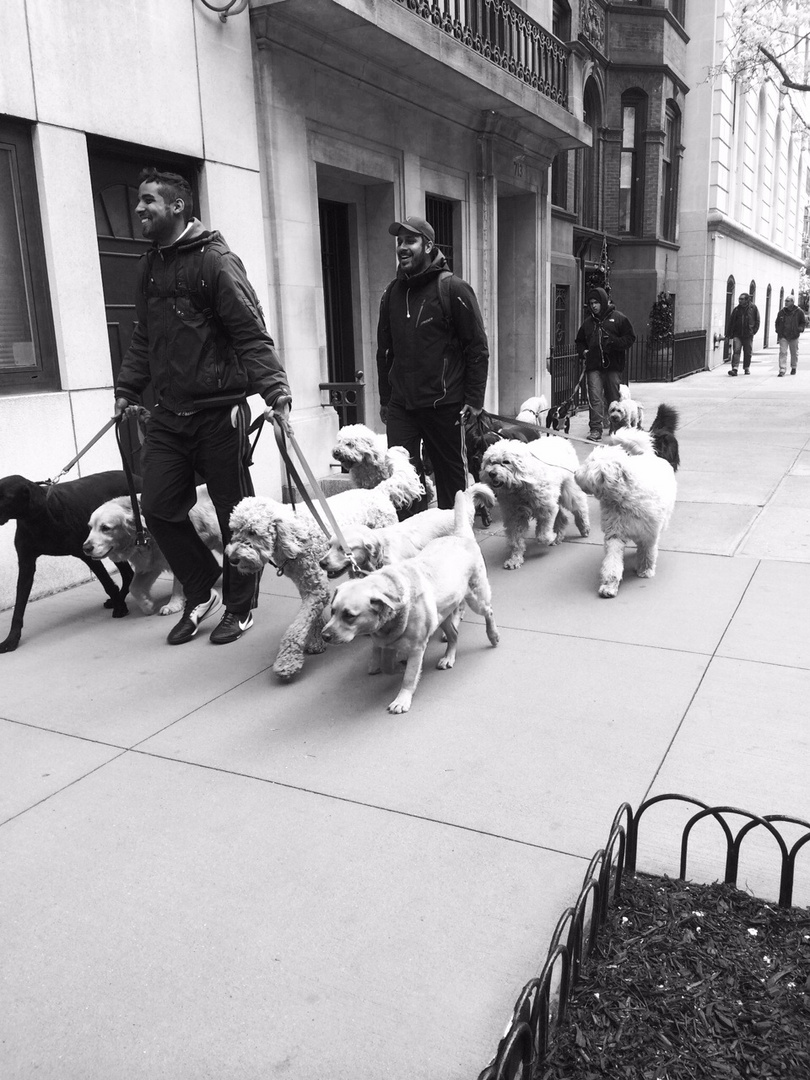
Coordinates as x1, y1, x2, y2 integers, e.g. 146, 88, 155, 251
391, 0, 570, 108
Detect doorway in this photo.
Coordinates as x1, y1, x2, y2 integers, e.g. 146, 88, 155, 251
318, 198, 363, 426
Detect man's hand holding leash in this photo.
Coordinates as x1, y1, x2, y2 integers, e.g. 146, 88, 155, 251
266, 394, 293, 436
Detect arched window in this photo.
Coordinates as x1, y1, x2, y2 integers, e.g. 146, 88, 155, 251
577, 79, 602, 231
749, 279, 757, 303
620, 90, 646, 235
764, 284, 772, 348
661, 102, 681, 242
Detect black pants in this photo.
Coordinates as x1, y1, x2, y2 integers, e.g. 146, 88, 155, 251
386, 401, 468, 512
140, 404, 259, 613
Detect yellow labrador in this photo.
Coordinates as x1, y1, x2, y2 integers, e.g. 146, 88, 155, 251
322, 491, 499, 713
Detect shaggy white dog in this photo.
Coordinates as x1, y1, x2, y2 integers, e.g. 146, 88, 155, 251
575, 444, 676, 598
227, 472, 423, 681
474, 435, 590, 569
331, 424, 424, 509
608, 385, 644, 433
515, 394, 549, 426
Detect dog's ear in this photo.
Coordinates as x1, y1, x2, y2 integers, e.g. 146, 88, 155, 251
276, 526, 304, 561
362, 536, 383, 570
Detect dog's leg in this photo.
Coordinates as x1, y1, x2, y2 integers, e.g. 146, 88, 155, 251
465, 576, 500, 647
635, 537, 660, 579
272, 585, 329, 681
599, 536, 626, 598
159, 575, 185, 617
503, 506, 530, 569
562, 480, 591, 537
531, 496, 559, 547
388, 646, 427, 714
437, 609, 461, 669
84, 556, 130, 619
0, 551, 37, 653
303, 612, 326, 655
368, 643, 383, 675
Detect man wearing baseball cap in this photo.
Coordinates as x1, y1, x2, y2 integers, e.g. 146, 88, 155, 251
376, 214, 489, 512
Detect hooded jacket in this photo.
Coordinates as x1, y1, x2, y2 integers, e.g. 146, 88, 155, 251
575, 288, 636, 373
376, 249, 489, 410
726, 300, 760, 341
116, 220, 289, 414
775, 303, 806, 341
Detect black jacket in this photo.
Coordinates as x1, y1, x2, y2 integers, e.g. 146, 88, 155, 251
575, 288, 636, 373
775, 305, 806, 340
116, 220, 289, 413
376, 250, 489, 410
726, 303, 760, 341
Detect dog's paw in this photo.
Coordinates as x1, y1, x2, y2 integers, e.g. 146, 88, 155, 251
273, 654, 304, 681
436, 657, 455, 670
304, 641, 327, 655
387, 695, 412, 714
579, 525, 591, 538
111, 603, 130, 619
636, 567, 655, 579
159, 600, 183, 616
598, 579, 620, 598
504, 556, 524, 570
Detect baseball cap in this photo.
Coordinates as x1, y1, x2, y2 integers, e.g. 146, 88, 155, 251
388, 216, 435, 243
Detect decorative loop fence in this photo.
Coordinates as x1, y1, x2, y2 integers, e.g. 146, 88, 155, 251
477, 794, 810, 1080
319, 374, 366, 427
390, 0, 569, 106
549, 330, 708, 409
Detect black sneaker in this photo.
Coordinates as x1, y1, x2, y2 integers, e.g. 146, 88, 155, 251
728, 369, 738, 376
743, 368, 750, 374
209, 610, 253, 645
791, 368, 797, 375
587, 431, 602, 442
167, 590, 222, 645
778, 371, 785, 377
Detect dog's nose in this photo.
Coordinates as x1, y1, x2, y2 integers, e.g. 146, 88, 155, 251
321, 628, 332, 642
82, 542, 93, 555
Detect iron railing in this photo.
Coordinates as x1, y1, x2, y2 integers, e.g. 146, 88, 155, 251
319, 372, 366, 427
390, 0, 570, 107
477, 794, 810, 1080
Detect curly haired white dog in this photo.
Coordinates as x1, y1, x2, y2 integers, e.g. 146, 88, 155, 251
515, 395, 548, 426
226, 472, 422, 681
575, 444, 676, 598
474, 436, 590, 569
331, 424, 425, 509
608, 385, 644, 433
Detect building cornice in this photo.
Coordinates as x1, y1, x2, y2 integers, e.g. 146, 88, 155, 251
708, 212, 803, 268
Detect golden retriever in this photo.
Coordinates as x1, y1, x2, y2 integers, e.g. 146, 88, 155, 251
83, 485, 222, 615
321, 491, 499, 713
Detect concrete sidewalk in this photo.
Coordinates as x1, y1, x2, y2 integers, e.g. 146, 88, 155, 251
1, 345, 809, 1079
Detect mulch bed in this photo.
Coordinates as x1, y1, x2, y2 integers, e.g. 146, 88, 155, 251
540, 874, 810, 1079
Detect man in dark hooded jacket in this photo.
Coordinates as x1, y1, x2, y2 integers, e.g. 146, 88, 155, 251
376, 215, 489, 511
725, 292, 760, 375
575, 287, 636, 441
115, 169, 291, 647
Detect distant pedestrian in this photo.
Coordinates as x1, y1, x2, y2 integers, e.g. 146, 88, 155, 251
575, 287, 636, 441
775, 295, 806, 377
376, 215, 489, 511
725, 292, 760, 376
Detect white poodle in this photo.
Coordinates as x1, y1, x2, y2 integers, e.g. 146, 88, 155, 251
575, 444, 676, 598
608, 386, 644, 433
515, 395, 548, 426
331, 424, 426, 505
227, 472, 423, 681
474, 435, 590, 569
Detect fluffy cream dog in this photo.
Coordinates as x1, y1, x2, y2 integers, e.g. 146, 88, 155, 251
608, 384, 644, 433
83, 486, 222, 615
321, 491, 499, 714
515, 394, 549, 426
226, 473, 422, 681
331, 424, 425, 504
319, 500, 477, 578
475, 435, 590, 569
575, 444, 676, 598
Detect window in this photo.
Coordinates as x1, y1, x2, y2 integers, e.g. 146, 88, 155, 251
619, 92, 646, 235
551, 152, 569, 209
553, 285, 570, 349
577, 79, 601, 231
749, 279, 757, 303
668, 0, 685, 25
425, 194, 456, 271
660, 105, 681, 242
0, 117, 58, 392
552, 0, 571, 41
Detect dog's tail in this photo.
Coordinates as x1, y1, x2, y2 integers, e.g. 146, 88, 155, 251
649, 403, 680, 472
453, 488, 476, 539
469, 482, 496, 509
378, 457, 426, 509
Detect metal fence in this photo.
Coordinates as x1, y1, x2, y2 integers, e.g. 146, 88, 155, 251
549, 330, 708, 411
477, 793, 810, 1080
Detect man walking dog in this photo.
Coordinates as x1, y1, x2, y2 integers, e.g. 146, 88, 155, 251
376, 215, 489, 513
575, 287, 636, 441
114, 168, 291, 646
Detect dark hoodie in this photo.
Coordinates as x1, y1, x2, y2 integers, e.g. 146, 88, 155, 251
376, 249, 489, 411
116, 219, 289, 414
575, 287, 636, 373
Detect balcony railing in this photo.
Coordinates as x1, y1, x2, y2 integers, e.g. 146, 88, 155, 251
391, 0, 570, 108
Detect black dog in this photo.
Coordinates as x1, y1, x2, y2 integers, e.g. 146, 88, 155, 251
649, 403, 680, 472
0, 472, 137, 652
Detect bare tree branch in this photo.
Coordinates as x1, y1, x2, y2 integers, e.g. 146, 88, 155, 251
759, 45, 810, 92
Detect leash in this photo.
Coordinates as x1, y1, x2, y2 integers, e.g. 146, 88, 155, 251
44, 416, 119, 485
479, 408, 595, 447
270, 417, 355, 560
114, 415, 150, 548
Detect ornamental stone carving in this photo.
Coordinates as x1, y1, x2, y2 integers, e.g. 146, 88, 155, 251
580, 0, 605, 52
